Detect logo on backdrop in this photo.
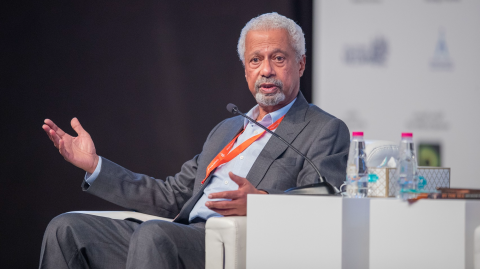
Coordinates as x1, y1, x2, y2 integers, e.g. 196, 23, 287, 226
344, 36, 389, 65
406, 111, 449, 130
429, 29, 454, 70
418, 143, 442, 167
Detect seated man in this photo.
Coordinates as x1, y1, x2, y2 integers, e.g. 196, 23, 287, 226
39, 12, 350, 269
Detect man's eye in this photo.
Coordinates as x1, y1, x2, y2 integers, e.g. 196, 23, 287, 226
251, 58, 259, 63
275, 56, 285, 61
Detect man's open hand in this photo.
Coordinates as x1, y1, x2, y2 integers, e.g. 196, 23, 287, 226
205, 172, 267, 216
42, 118, 99, 174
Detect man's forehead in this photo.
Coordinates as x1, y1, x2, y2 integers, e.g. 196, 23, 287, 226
245, 28, 289, 42
244, 29, 292, 52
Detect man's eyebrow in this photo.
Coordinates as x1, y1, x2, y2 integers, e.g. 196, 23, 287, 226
247, 48, 289, 57
270, 48, 288, 55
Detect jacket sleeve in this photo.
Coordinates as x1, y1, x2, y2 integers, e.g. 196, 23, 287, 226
301, 117, 350, 189
81, 119, 226, 218
81, 156, 198, 219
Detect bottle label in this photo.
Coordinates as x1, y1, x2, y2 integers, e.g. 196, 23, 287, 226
347, 164, 357, 177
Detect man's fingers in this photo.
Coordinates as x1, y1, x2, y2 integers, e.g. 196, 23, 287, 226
209, 208, 238, 216
206, 200, 242, 216
44, 119, 65, 137
70, 117, 86, 136
59, 139, 69, 160
42, 124, 54, 142
205, 200, 238, 210
208, 190, 242, 200
49, 129, 61, 147
228, 172, 248, 187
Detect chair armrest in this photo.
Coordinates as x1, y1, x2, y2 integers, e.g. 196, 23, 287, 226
67, 211, 173, 222
205, 216, 247, 269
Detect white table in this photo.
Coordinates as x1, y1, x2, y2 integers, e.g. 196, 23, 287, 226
246, 195, 480, 269
246, 195, 369, 269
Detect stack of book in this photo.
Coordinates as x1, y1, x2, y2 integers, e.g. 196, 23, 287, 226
435, 188, 480, 199
412, 188, 480, 202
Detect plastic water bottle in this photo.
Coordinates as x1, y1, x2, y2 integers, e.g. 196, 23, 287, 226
346, 132, 368, 198
394, 133, 418, 200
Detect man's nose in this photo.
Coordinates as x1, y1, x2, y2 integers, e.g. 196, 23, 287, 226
260, 59, 275, 78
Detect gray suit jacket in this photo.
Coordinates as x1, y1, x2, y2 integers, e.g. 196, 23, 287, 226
82, 92, 350, 224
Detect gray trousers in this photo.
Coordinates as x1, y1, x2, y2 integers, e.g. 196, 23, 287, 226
39, 213, 206, 269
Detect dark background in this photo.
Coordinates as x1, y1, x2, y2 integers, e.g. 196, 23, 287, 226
1, 0, 313, 267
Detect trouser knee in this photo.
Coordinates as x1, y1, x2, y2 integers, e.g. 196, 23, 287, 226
130, 220, 174, 246
44, 213, 87, 242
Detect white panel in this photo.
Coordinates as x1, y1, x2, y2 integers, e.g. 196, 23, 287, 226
246, 195, 344, 269
313, 0, 480, 188
342, 198, 370, 269
466, 202, 480, 269
369, 199, 465, 269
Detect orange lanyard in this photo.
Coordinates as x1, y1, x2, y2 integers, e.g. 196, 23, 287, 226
201, 115, 285, 184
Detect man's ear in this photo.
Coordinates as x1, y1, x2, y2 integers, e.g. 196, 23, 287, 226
299, 55, 306, 77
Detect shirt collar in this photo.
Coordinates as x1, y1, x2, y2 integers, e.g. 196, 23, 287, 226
243, 98, 297, 128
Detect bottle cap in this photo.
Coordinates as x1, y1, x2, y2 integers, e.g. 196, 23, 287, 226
401, 132, 413, 138
352, 132, 364, 137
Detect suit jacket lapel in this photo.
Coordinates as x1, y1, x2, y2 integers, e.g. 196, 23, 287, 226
246, 92, 310, 187
193, 116, 244, 194
203, 116, 244, 177
213, 116, 244, 158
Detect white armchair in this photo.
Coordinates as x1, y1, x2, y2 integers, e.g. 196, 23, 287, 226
205, 216, 247, 269
69, 211, 247, 269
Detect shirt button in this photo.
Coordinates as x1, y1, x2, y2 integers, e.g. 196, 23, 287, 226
240, 156, 244, 160
254, 131, 258, 135
224, 180, 228, 185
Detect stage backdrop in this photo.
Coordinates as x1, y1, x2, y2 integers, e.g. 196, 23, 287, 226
313, 0, 480, 188
1, 1, 312, 267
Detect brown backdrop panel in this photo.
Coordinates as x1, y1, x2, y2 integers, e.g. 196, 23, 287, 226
1, 0, 312, 267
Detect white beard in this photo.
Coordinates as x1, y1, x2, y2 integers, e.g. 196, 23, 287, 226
255, 91, 286, 106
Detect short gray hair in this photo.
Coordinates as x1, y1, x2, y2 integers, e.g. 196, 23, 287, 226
237, 12, 306, 64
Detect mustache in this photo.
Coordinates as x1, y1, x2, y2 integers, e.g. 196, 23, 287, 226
254, 77, 283, 92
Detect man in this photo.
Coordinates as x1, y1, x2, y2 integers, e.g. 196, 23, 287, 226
40, 12, 350, 269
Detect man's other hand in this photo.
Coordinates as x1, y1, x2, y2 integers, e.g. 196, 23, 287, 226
42, 118, 99, 174
205, 172, 267, 216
